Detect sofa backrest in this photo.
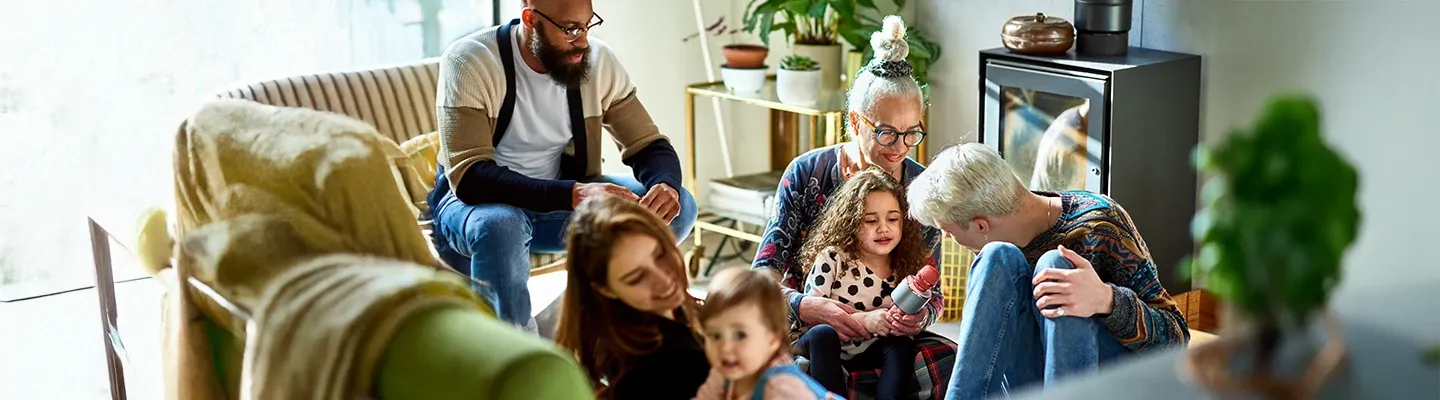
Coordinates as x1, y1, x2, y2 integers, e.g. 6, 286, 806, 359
210, 58, 441, 145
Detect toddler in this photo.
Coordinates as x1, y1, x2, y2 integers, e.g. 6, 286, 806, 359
795, 168, 937, 399
693, 268, 842, 400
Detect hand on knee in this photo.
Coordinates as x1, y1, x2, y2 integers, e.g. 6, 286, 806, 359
1036, 249, 1075, 272
1031, 246, 1112, 319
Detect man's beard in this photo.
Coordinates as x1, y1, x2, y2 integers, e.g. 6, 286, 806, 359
531, 32, 591, 86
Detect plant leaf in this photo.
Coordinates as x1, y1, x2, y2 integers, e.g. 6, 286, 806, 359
785, 0, 811, 16
807, 1, 828, 19
760, 12, 777, 46
828, 0, 854, 21
742, 0, 766, 30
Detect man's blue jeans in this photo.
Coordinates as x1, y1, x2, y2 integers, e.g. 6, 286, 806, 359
430, 174, 697, 328
944, 242, 1130, 400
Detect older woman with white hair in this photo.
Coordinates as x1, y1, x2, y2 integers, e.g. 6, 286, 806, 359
906, 143, 1190, 399
751, 15, 955, 398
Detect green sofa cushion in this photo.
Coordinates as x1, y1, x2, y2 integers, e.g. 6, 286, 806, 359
376, 306, 594, 400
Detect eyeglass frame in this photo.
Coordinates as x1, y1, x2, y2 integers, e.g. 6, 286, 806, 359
855, 114, 927, 148
528, 9, 603, 42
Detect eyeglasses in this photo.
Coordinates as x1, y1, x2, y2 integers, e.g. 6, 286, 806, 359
529, 9, 603, 42
856, 114, 927, 147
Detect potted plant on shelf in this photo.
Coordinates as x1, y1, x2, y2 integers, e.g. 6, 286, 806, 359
1180, 94, 1361, 400
719, 44, 769, 94
742, 0, 844, 90
777, 54, 821, 106
743, 0, 943, 94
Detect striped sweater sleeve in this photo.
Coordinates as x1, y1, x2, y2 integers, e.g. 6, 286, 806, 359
1086, 230, 1190, 351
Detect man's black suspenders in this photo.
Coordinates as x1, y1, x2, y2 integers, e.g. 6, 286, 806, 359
427, 18, 588, 217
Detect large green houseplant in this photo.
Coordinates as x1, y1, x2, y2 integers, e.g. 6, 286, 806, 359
741, 0, 941, 91
1183, 95, 1362, 399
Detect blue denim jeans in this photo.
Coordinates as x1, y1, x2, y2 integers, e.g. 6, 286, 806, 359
944, 242, 1130, 400
430, 174, 697, 328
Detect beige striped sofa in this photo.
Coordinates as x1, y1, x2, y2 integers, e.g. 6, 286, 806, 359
208, 58, 564, 274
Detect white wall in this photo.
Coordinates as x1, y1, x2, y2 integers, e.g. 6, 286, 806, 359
591, 0, 920, 204
588, 0, 759, 203
918, 0, 1440, 300
0, 0, 479, 294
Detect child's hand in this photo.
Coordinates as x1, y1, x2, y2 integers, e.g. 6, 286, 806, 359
854, 310, 892, 337
885, 306, 929, 336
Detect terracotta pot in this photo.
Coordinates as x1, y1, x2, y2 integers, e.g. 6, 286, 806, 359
1001, 12, 1076, 56
722, 44, 768, 69
1180, 309, 1348, 400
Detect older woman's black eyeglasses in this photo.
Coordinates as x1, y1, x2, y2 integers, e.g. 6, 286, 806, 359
529, 9, 603, 43
856, 115, 927, 147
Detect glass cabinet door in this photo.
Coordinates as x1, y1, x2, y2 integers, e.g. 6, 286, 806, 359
999, 87, 1091, 192
983, 61, 1108, 194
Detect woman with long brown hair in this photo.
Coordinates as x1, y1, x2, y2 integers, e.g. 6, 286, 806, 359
555, 194, 710, 399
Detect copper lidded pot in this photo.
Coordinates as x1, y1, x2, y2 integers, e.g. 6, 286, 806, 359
1001, 12, 1076, 56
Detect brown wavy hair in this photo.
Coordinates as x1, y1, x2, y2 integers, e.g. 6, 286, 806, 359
800, 168, 929, 280
554, 194, 702, 397
697, 268, 791, 360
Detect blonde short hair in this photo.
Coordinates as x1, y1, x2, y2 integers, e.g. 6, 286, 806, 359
907, 143, 1027, 229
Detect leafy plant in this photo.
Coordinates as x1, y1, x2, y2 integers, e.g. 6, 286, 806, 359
1187, 95, 1362, 332
741, 0, 942, 91
743, 0, 846, 45
781, 55, 818, 70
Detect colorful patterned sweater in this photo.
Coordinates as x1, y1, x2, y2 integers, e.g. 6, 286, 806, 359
1024, 190, 1190, 351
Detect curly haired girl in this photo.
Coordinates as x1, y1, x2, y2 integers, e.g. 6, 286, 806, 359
795, 167, 935, 398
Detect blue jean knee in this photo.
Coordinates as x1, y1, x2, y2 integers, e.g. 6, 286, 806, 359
969, 242, 1031, 288
587, 175, 698, 244
669, 185, 699, 242
432, 196, 535, 325
1035, 248, 1074, 272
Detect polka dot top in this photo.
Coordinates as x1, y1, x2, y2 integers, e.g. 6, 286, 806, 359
799, 246, 898, 360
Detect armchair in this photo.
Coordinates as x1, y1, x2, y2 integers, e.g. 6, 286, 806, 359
149, 59, 594, 400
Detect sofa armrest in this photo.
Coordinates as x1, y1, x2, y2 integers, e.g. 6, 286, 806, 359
377, 306, 593, 399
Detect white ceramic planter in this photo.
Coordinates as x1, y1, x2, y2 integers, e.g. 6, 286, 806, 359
792, 43, 842, 90
777, 67, 821, 106
720, 65, 767, 93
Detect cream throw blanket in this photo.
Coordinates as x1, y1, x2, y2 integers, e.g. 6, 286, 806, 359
162, 99, 489, 399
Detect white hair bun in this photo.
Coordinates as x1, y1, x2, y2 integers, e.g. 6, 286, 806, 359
870, 15, 909, 62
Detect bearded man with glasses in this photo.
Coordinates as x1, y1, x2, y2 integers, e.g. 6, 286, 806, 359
428, 0, 696, 332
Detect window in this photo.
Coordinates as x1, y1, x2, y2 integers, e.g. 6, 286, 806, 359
0, 0, 500, 299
